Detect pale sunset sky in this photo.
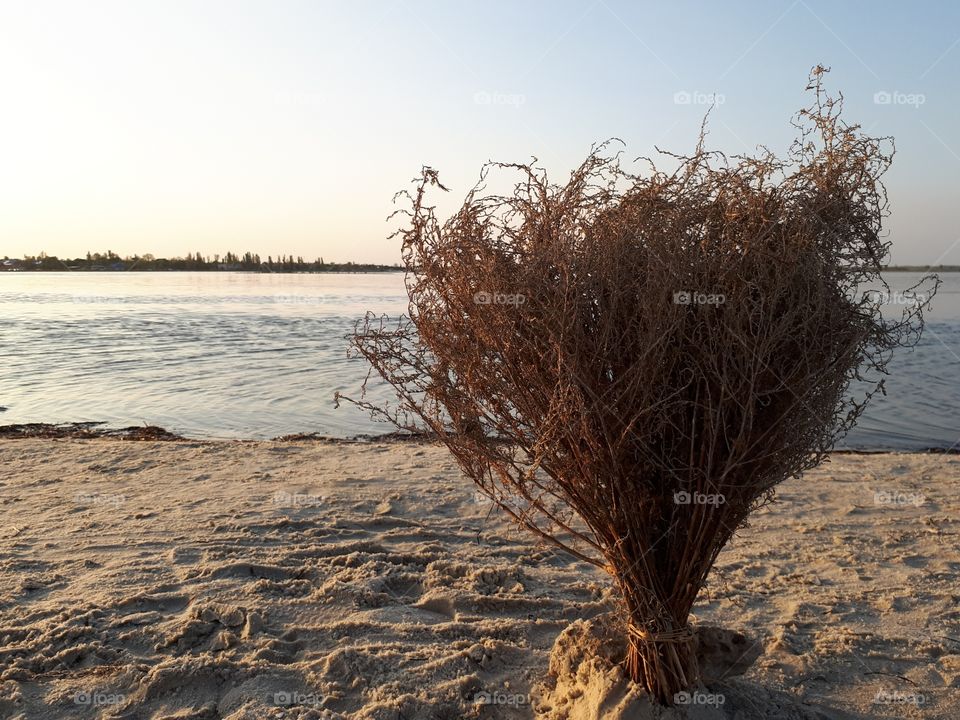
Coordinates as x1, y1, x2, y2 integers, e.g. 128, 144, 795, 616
1, 0, 958, 264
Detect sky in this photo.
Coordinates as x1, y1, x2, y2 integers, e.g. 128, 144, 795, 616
0, 0, 958, 265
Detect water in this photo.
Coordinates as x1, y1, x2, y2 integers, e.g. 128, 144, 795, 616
1, 271, 957, 449
0, 272, 408, 439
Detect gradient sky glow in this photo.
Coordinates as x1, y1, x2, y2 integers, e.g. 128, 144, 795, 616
1, 0, 958, 264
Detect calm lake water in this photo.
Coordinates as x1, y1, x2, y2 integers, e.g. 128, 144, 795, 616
1, 271, 957, 450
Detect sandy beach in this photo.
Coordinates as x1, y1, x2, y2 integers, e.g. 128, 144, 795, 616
1, 439, 957, 719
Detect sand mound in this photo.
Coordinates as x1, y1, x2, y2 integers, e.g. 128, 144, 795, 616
536, 614, 787, 719
534, 614, 883, 719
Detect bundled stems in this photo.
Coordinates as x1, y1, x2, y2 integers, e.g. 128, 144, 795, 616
339, 67, 937, 704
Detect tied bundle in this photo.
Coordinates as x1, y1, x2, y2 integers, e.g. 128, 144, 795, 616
340, 67, 936, 704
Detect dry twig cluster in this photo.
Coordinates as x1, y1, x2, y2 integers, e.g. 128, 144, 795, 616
339, 67, 936, 703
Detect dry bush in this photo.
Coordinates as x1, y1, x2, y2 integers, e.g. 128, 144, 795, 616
339, 67, 937, 704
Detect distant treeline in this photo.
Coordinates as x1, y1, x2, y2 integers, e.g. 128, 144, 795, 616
1, 251, 401, 273
2, 253, 953, 274
883, 265, 960, 272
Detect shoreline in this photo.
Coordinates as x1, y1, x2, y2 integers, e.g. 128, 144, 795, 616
0, 422, 432, 444
1, 421, 958, 454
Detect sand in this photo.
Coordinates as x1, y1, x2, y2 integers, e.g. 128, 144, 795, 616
0, 439, 957, 719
